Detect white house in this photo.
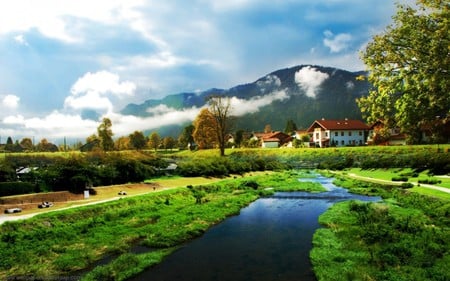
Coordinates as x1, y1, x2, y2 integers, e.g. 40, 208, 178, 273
307, 119, 370, 147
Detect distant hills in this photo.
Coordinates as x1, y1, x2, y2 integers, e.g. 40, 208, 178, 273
121, 65, 370, 136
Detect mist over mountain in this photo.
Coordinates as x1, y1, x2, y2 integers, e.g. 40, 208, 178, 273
121, 65, 370, 136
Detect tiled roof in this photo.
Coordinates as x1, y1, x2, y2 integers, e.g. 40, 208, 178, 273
307, 119, 369, 132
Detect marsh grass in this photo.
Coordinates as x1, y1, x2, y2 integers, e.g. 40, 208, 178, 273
312, 176, 450, 281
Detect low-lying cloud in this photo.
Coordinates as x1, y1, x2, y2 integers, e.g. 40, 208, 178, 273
294, 66, 329, 98
230, 89, 289, 116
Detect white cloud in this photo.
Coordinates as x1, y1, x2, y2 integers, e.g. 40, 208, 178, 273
0, 0, 144, 42
323, 30, 352, 53
230, 90, 289, 116
65, 71, 136, 113
257, 75, 282, 93
13, 34, 28, 46
111, 107, 200, 136
146, 104, 175, 115
2, 94, 20, 109
2, 111, 98, 139
294, 66, 329, 98
70, 71, 136, 97
64, 92, 114, 112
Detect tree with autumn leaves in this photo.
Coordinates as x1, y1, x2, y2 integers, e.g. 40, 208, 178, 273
358, 0, 449, 143
193, 95, 233, 156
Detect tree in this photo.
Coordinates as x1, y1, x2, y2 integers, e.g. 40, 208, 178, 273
20, 138, 34, 151
162, 136, 176, 151
235, 129, 245, 148
115, 136, 131, 150
97, 118, 114, 151
178, 125, 195, 150
358, 0, 449, 143
148, 132, 161, 151
285, 119, 297, 135
36, 139, 58, 152
208, 95, 233, 156
129, 131, 147, 150
193, 108, 217, 150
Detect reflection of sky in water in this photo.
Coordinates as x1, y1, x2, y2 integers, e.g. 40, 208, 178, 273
130, 176, 379, 281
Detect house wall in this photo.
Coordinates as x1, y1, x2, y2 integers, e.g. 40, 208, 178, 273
329, 130, 365, 146
312, 128, 366, 147
262, 141, 279, 148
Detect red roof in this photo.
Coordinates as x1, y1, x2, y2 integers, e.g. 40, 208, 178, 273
307, 119, 369, 132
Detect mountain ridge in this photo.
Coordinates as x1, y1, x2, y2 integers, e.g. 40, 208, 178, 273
121, 65, 370, 136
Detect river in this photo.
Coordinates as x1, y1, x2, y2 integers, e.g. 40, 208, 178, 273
129, 175, 379, 281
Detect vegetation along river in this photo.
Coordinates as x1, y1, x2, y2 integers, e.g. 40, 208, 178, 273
130, 175, 380, 281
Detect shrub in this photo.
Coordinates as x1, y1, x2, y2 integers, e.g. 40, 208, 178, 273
392, 176, 409, 182
0, 182, 37, 196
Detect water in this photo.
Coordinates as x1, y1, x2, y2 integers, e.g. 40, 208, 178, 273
130, 175, 379, 281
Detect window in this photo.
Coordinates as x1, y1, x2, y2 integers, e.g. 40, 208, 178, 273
341, 132, 344, 136
335, 132, 338, 137
325, 132, 328, 137
315, 133, 319, 139
348, 131, 352, 136
359, 131, 363, 136
341, 140, 345, 145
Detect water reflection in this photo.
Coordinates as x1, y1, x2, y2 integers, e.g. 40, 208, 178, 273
130, 175, 379, 281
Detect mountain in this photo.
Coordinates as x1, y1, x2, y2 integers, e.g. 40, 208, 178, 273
121, 65, 370, 135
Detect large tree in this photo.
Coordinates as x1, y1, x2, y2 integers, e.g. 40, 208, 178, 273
97, 118, 114, 151
208, 95, 233, 156
358, 0, 449, 143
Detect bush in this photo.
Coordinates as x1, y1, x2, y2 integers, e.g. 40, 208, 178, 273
392, 176, 409, 182
400, 183, 414, 189
0, 182, 37, 196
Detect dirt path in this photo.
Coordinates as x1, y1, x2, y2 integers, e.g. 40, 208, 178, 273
0, 185, 175, 225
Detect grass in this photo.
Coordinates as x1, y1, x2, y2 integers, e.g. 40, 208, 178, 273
311, 198, 450, 281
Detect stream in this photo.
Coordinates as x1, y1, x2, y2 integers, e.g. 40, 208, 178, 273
129, 175, 380, 281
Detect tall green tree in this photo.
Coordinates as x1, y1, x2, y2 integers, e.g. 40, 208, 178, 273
208, 95, 233, 156
97, 118, 114, 151
358, 0, 449, 143
129, 131, 146, 150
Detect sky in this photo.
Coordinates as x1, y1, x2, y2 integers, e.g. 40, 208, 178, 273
0, 0, 413, 143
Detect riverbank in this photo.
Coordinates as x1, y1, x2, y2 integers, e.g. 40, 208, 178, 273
311, 175, 450, 281
0, 170, 324, 280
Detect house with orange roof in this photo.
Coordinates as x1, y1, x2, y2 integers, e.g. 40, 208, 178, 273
252, 131, 292, 148
307, 118, 370, 147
